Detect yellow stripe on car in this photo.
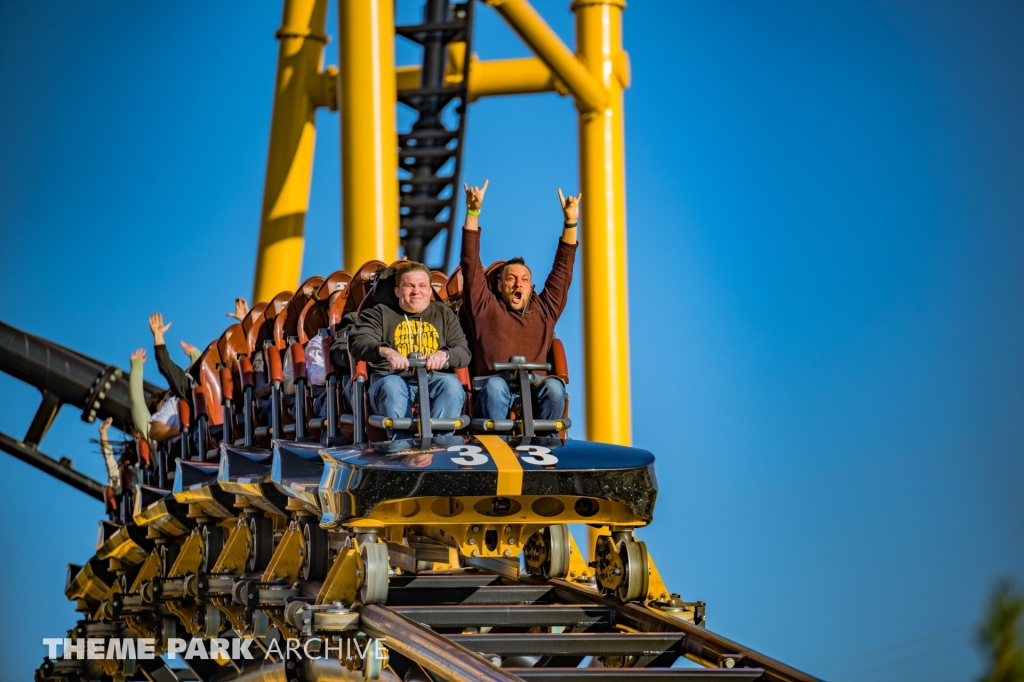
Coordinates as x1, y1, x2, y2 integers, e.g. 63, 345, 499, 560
476, 435, 523, 496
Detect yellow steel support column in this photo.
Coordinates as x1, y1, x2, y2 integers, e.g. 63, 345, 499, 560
398, 53, 563, 102
484, 0, 605, 111
339, 0, 400, 271
253, 0, 330, 304
574, 0, 631, 448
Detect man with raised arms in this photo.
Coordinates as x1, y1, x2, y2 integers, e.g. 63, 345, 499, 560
460, 180, 580, 421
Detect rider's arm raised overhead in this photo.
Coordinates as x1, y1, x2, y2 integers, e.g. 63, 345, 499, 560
149, 312, 193, 401
460, 180, 494, 317
128, 349, 151, 442
154, 344, 192, 402
536, 189, 581, 317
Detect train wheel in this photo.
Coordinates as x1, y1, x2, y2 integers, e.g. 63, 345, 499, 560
201, 525, 224, 574
302, 522, 329, 581
158, 543, 178, 576
248, 517, 273, 571
616, 540, 650, 603
359, 541, 390, 604
204, 603, 222, 638
546, 525, 570, 578
525, 525, 570, 579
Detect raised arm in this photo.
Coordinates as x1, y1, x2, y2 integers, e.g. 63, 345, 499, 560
149, 312, 192, 400
227, 297, 249, 321
180, 340, 202, 366
463, 179, 488, 233
460, 180, 494, 316
128, 348, 151, 441
148, 311, 172, 346
557, 188, 580, 245
97, 418, 120, 492
537, 189, 582, 315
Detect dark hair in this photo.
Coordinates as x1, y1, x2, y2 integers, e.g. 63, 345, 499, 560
395, 261, 431, 285
500, 257, 531, 280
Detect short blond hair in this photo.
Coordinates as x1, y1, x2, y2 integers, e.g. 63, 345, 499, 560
395, 261, 431, 285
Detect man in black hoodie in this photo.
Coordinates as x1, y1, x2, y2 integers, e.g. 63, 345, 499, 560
348, 262, 471, 427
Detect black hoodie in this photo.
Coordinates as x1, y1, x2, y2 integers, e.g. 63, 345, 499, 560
348, 301, 471, 376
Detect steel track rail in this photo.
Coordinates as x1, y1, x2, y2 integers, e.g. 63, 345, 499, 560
0, 431, 105, 500
344, 568, 824, 682
550, 579, 822, 682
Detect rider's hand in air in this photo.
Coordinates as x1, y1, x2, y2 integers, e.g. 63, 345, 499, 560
227, 298, 249, 321
558, 188, 582, 224
148, 312, 172, 345
464, 179, 489, 212
98, 417, 112, 437
130, 348, 146, 362
380, 347, 410, 371
180, 341, 200, 358
424, 349, 448, 371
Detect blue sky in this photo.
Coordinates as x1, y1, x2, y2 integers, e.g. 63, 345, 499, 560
1, 1, 1022, 680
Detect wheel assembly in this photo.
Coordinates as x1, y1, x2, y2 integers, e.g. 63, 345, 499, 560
204, 602, 221, 638
359, 541, 390, 604
616, 538, 649, 602
248, 516, 273, 571
595, 533, 649, 602
200, 525, 224, 574
302, 521, 329, 581
524, 524, 570, 579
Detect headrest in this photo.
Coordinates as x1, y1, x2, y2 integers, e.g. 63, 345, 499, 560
370, 260, 410, 306
316, 270, 352, 301
485, 260, 507, 295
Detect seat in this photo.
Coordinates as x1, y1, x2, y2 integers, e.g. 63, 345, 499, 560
183, 342, 225, 461
430, 269, 448, 293
216, 324, 247, 372
298, 270, 352, 343
340, 260, 387, 321
440, 265, 463, 311
240, 302, 268, 344
317, 269, 354, 301
457, 260, 505, 344
236, 291, 297, 447
253, 291, 294, 352
485, 259, 506, 292
332, 260, 470, 444
273, 276, 324, 347
212, 325, 249, 445
188, 342, 223, 425
274, 279, 326, 444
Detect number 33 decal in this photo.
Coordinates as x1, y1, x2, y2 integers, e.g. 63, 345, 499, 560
447, 445, 559, 467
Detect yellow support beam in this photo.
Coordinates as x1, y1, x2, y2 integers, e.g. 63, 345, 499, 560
570, 0, 632, 557
467, 55, 562, 101
573, 0, 631, 449
253, 0, 330, 304
483, 0, 605, 112
398, 52, 562, 102
339, 0, 400, 271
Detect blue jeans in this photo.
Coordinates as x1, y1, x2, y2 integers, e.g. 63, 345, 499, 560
475, 376, 566, 421
316, 377, 352, 418
369, 373, 466, 422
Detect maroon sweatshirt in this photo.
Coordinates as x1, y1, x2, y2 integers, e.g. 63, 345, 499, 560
460, 227, 578, 377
